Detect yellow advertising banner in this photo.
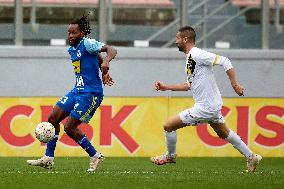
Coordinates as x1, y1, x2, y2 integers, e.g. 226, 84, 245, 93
0, 97, 283, 157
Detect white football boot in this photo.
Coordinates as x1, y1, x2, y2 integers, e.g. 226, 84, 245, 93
247, 154, 262, 173
150, 154, 176, 165
87, 153, 105, 172
27, 156, 54, 169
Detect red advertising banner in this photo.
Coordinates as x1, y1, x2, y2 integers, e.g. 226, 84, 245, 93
0, 97, 283, 157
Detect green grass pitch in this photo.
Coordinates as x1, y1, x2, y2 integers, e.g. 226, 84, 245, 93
0, 157, 283, 189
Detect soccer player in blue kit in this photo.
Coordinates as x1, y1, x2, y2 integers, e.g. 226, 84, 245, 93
27, 15, 117, 172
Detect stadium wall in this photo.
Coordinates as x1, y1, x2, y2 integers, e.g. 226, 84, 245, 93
0, 46, 284, 97
0, 46, 283, 157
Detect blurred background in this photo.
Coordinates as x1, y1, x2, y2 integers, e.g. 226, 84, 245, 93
2, 0, 284, 48
0, 0, 283, 158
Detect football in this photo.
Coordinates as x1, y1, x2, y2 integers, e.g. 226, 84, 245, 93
35, 122, 55, 143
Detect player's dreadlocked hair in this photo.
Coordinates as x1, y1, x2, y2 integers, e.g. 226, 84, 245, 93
70, 14, 91, 36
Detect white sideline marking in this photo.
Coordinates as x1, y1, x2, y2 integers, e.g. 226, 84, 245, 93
5, 170, 267, 174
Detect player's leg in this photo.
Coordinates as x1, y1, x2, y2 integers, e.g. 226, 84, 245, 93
27, 93, 74, 168
163, 114, 187, 132
44, 93, 76, 160
64, 117, 104, 172
64, 116, 103, 161
27, 106, 69, 168
45, 105, 70, 158
164, 114, 187, 157
209, 121, 262, 172
151, 110, 190, 165
208, 122, 230, 139
66, 93, 104, 172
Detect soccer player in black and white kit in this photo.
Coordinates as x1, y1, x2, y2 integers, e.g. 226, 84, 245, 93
151, 26, 262, 173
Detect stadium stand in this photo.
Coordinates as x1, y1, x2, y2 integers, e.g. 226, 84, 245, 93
231, 0, 284, 24
0, 0, 174, 8
171, 0, 284, 49
0, 0, 175, 24
232, 0, 284, 8
0, 0, 176, 46
1, 0, 284, 48
179, 0, 260, 48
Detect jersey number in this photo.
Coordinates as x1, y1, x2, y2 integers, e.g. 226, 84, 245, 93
60, 96, 68, 104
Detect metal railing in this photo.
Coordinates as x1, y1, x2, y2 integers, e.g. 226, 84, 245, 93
275, 0, 283, 33
146, 0, 276, 49
146, 0, 209, 42
162, 0, 238, 48
196, 7, 251, 45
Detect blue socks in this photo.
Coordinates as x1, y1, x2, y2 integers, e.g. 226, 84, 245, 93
45, 132, 59, 157
78, 135, 97, 157
45, 133, 96, 158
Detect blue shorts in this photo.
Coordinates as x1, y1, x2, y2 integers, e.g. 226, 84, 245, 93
56, 90, 103, 123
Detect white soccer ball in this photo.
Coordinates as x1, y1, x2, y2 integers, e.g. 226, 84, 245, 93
35, 122, 55, 143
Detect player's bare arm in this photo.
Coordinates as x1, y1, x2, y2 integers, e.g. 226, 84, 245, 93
98, 53, 103, 67
155, 81, 190, 91
226, 68, 244, 96
98, 53, 114, 86
212, 54, 243, 96
99, 45, 117, 74
102, 73, 114, 86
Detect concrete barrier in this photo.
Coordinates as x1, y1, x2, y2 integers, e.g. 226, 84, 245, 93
0, 46, 283, 97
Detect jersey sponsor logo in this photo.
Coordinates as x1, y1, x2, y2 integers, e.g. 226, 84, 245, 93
76, 75, 85, 88
72, 60, 81, 74
76, 50, 81, 57
187, 54, 196, 77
